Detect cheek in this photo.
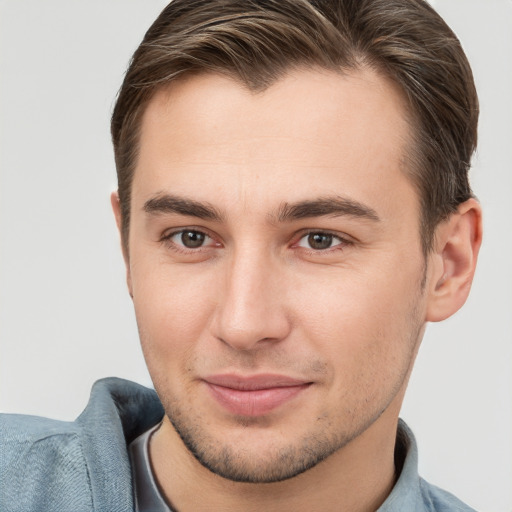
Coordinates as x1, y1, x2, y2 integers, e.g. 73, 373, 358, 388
297, 279, 423, 426
292, 269, 399, 337
293, 266, 423, 375
130, 261, 218, 370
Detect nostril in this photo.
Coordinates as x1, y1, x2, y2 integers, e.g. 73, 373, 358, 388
215, 333, 283, 352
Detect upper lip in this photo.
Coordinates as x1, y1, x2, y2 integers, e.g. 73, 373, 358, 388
204, 374, 311, 391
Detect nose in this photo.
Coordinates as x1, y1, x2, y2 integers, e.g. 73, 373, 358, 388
211, 246, 291, 351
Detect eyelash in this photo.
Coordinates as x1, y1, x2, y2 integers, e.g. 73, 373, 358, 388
160, 228, 219, 253
159, 228, 352, 255
294, 230, 352, 254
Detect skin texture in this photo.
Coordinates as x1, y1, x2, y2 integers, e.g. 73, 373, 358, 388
112, 68, 482, 512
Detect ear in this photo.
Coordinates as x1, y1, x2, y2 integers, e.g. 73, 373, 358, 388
426, 198, 482, 322
110, 191, 133, 298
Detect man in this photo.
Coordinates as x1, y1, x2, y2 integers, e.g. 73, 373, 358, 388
1, 0, 483, 511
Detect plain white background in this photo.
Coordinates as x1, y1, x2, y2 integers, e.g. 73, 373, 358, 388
0, 1, 510, 510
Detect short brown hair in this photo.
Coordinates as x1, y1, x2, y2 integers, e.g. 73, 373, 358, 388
111, 0, 478, 253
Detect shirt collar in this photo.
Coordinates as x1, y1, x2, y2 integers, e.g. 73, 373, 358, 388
377, 419, 426, 511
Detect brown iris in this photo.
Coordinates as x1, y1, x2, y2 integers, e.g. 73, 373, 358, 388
181, 230, 206, 248
308, 233, 333, 250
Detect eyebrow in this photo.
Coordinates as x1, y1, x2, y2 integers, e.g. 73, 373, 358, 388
275, 196, 380, 223
143, 193, 380, 224
143, 194, 224, 222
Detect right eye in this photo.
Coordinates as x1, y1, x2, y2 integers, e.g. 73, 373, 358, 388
164, 229, 216, 250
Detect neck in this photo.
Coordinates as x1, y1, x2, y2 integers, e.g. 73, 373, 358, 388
150, 411, 399, 512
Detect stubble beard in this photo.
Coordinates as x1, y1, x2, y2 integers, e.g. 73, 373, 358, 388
150, 270, 427, 484
163, 398, 363, 483
160, 371, 410, 485
156, 332, 424, 484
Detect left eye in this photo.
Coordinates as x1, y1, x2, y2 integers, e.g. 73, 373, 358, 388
297, 232, 343, 250
169, 230, 212, 249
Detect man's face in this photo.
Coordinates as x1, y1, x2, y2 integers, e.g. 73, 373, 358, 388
125, 68, 430, 482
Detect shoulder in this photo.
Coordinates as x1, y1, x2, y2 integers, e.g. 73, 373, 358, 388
0, 413, 93, 512
419, 479, 478, 512
0, 377, 164, 512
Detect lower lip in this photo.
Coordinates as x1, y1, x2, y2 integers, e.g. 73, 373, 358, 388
205, 382, 311, 416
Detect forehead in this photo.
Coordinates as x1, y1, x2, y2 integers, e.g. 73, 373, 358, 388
133, 67, 417, 219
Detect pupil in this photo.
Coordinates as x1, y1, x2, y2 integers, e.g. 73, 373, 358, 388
182, 231, 205, 248
308, 233, 332, 250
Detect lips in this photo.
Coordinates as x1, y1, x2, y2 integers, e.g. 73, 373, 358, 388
203, 374, 312, 416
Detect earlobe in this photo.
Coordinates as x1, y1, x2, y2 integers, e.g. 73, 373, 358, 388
110, 191, 133, 298
426, 198, 483, 322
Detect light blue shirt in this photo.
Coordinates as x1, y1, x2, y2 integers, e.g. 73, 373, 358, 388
0, 378, 477, 511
